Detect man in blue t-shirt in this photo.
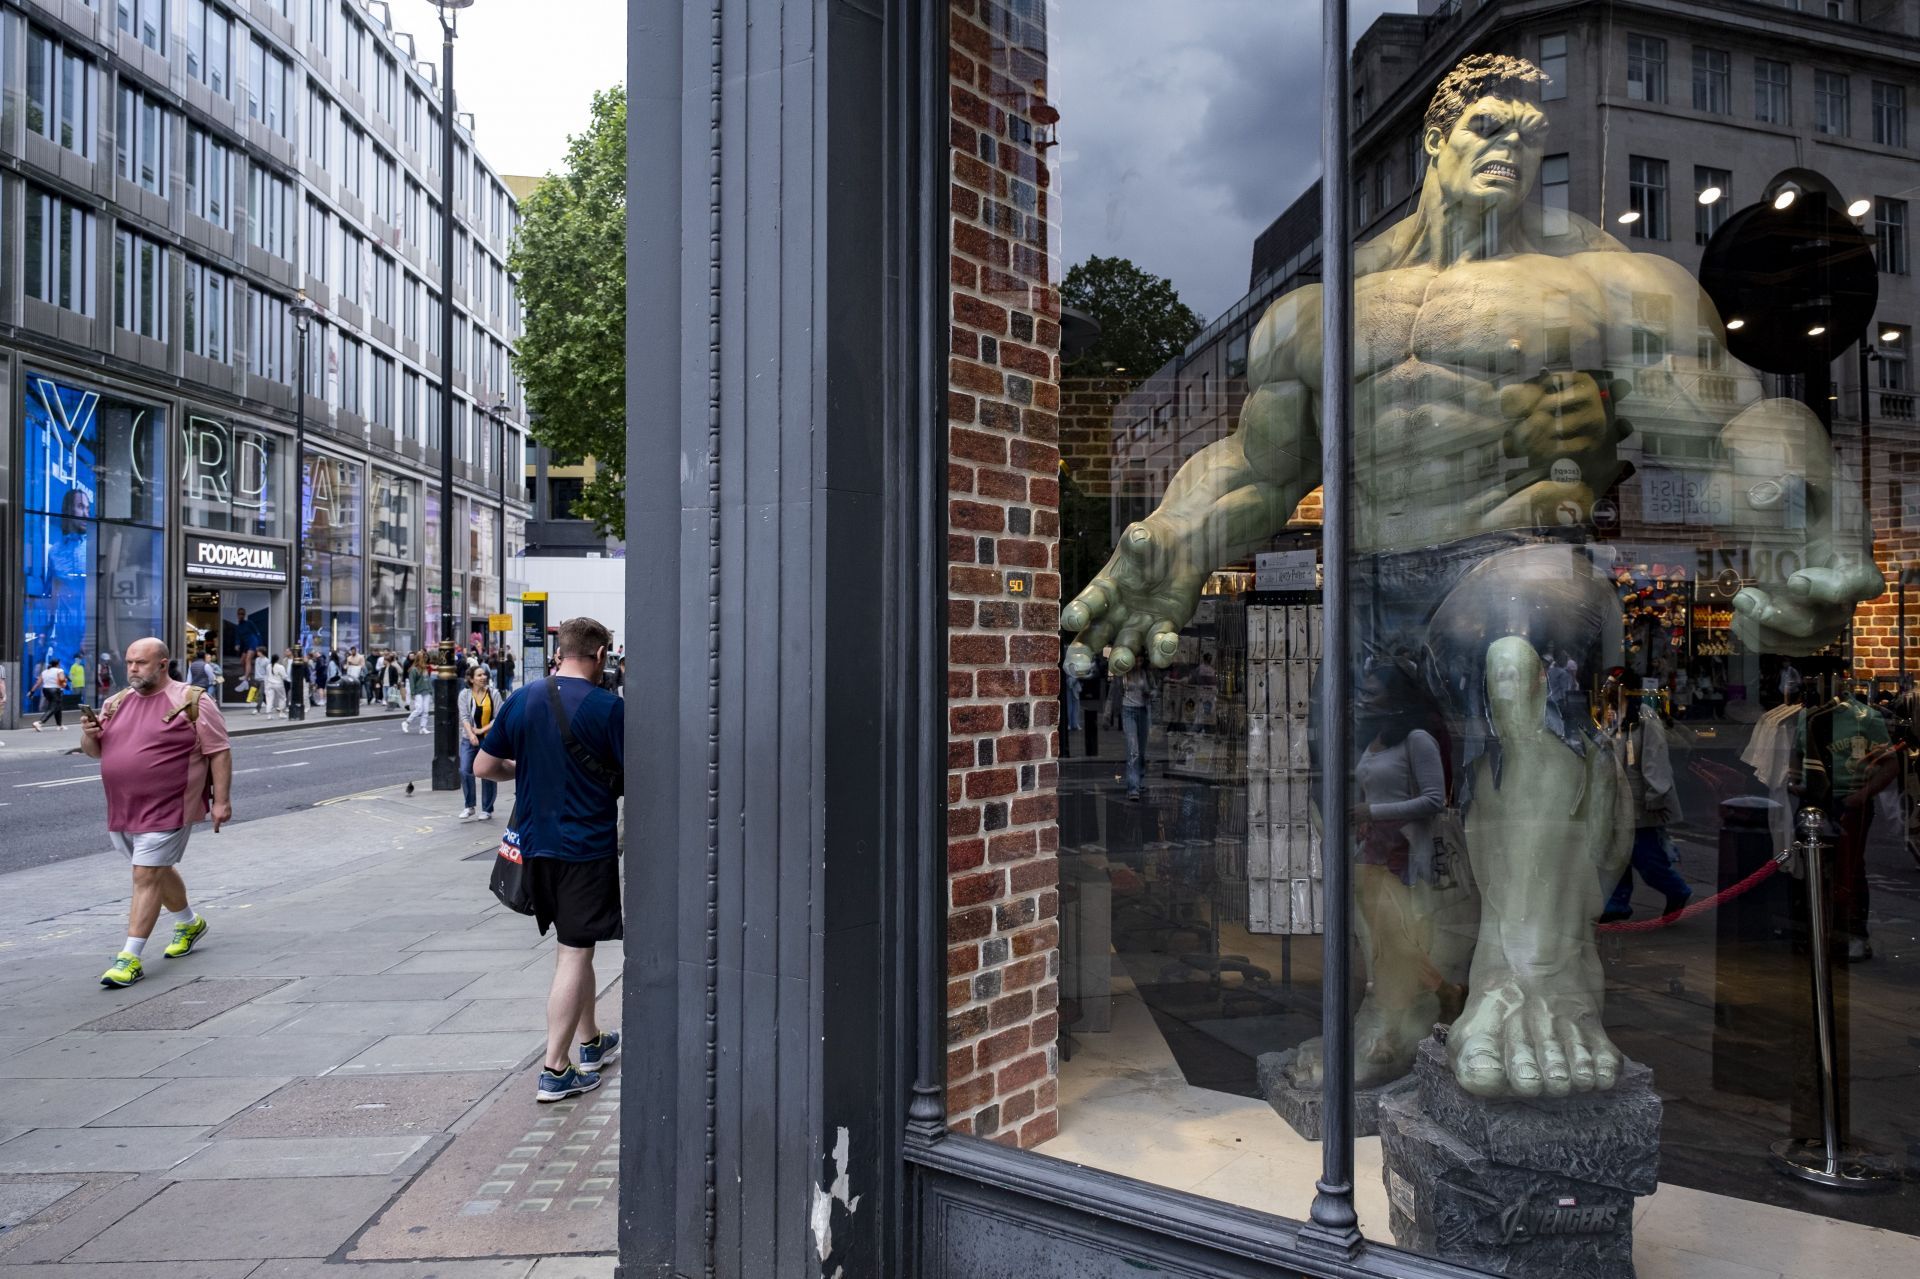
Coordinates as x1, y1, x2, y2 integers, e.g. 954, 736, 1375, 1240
475, 615, 625, 1101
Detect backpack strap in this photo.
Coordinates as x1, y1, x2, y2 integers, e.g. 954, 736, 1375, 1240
98, 688, 136, 724
161, 686, 205, 726
543, 679, 623, 798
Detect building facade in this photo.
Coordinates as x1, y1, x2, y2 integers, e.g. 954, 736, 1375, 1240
0, 0, 528, 722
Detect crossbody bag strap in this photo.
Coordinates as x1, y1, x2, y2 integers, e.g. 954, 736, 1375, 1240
543, 679, 623, 797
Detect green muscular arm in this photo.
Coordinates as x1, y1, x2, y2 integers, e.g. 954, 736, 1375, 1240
1063, 369, 1320, 676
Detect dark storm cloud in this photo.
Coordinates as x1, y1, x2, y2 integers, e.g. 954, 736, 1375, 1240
1051, 0, 1415, 321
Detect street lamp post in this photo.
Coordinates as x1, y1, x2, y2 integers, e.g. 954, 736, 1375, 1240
490, 395, 510, 617
288, 291, 317, 721
430, 0, 475, 792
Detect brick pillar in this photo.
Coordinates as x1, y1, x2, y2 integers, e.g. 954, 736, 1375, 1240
945, 0, 1062, 1149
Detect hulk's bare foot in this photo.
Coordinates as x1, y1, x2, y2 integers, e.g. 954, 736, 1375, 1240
1284, 992, 1435, 1089
1447, 976, 1620, 1098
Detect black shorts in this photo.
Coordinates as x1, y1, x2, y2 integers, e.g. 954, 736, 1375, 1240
528, 856, 623, 947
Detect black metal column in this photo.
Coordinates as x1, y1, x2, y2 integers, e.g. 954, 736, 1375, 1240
288, 314, 310, 721
431, 3, 462, 792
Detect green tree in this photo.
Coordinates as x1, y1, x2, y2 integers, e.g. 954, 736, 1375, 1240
509, 86, 627, 537
1060, 255, 1202, 383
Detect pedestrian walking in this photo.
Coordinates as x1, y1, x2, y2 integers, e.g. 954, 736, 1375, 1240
187, 649, 215, 693
68, 654, 87, 703
458, 666, 499, 821
251, 648, 270, 715
474, 616, 624, 1102
80, 638, 228, 989
499, 648, 516, 694
32, 658, 68, 731
1599, 691, 1693, 924
266, 650, 289, 717
403, 651, 432, 732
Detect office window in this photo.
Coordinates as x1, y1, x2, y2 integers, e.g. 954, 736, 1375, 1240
25, 187, 97, 315
1873, 82, 1906, 147
248, 165, 294, 260
1878, 325, 1909, 390
27, 29, 96, 158
404, 84, 422, 151
1754, 58, 1791, 125
1626, 35, 1666, 104
247, 290, 294, 384
1876, 197, 1909, 274
307, 0, 329, 56
375, 150, 398, 224
1691, 48, 1730, 114
342, 337, 362, 414
183, 260, 230, 360
1538, 33, 1566, 101
1695, 166, 1731, 246
403, 273, 420, 343
341, 124, 364, 198
372, 353, 394, 429
373, 251, 395, 326
1628, 155, 1669, 240
1815, 70, 1850, 135
257, 48, 290, 137
426, 290, 441, 355
375, 53, 396, 123
1540, 153, 1570, 236
185, 127, 233, 229
306, 199, 329, 281
117, 0, 167, 52
113, 230, 167, 340
339, 227, 363, 304
186, 1, 231, 98
306, 83, 332, 167
115, 85, 169, 194
404, 369, 421, 442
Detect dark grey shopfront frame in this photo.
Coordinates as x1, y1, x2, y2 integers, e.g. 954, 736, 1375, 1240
618, 2, 1477, 1276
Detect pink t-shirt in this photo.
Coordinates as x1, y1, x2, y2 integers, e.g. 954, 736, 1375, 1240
98, 680, 230, 833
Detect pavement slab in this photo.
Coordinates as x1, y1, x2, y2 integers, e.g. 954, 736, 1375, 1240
383, 950, 538, 976
335, 1033, 540, 1075
349, 1068, 619, 1261
219, 1072, 503, 1139
0, 1173, 165, 1265
0, 1077, 162, 1130
80, 978, 291, 1032
243, 1261, 535, 1278
527, 1259, 617, 1279
0, 1032, 212, 1079
68, 1175, 405, 1261
0, 1177, 85, 1228
0, 1127, 207, 1174
427, 999, 549, 1034
300, 973, 481, 1003
0, 1262, 259, 1277
89, 1076, 292, 1128
156, 1032, 382, 1077
167, 1134, 435, 1179
448, 968, 567, 1001
269, 1001, 468, 1037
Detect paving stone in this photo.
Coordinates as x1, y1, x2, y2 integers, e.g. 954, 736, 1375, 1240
0, 1173, 166, 1265
0, 1128, 206, 1174
428, 999, 548, 1034
218, 1072, 502, 1138
383, 950, 534, 975
79, 979, 290, 1032
0, 1262, 258, 1276
0, 1033, 212, 1079
448, 968, 562, 1001
181, 1002, 303, 1037
407, 928, 544, 951
157, 1033, 381, 1078
335, 1033, 540, 1075
0, 1035, 51, 1059
68, 1176, 402, 1261
301, 973, 479, 1002
0, 1178, 85, 1228
168, 1134, 433, 1179
528, 1258, 617, 1279
88, 1076, 291, 1128
244, 1261, 532, 1278
349, 913, 488, 935
0, 1077, 162, 1129
269, 1001, 466, 1037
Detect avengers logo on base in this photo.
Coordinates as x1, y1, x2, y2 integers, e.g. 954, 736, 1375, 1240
1496, 1194, 1622, 1244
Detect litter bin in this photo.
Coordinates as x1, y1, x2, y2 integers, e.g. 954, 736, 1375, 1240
324, 682, 360, 717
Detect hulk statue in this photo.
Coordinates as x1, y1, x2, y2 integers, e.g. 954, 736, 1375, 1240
1061, 54, 1881, 1100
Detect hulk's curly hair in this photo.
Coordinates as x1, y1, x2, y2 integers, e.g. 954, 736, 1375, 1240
1423, 53, 1551, 138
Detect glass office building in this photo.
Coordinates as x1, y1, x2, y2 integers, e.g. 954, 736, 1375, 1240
0, 0, 528, 718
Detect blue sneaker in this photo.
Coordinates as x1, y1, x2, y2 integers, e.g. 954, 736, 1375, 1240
536, 1062, 601, 1103
578, 1030, 620, 1071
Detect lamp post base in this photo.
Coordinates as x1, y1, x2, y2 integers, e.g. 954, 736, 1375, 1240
431, 653, 461, 791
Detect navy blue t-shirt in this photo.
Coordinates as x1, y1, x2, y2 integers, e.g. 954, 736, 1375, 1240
480, 675, 624, 861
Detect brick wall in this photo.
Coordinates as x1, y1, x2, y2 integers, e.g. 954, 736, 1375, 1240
1059, 376, 1134, 496
945, 0, 1063, 1149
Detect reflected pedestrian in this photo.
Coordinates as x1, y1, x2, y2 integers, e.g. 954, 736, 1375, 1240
32, 658, 68, 731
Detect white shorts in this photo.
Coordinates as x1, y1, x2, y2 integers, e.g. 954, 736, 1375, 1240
109, 828, 192, 867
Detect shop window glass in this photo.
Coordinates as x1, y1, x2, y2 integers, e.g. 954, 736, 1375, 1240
182, 415, 286, 538
953, 5, 1920, 1274
20, 374, 166, 698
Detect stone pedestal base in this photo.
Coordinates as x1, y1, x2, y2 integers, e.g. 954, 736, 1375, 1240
1255, 1048, 1415, 1140
1377, 1037, 1660, 1278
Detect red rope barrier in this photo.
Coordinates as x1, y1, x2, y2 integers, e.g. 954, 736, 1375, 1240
1595, 858, 1781, 933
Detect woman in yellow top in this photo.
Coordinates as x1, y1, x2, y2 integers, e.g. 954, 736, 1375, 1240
458, 665, 500, 821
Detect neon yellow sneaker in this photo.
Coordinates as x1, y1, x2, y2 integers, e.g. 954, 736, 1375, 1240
163, 915, 208, 958
100, 952, 144, 988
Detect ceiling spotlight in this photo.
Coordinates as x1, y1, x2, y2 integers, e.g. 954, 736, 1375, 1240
1808, 325, 1828, 337
1697, 186, 1723, 205
1882, 329, 1902, 344
1616, 210, 1641, 225
1773, 188, 1799, 211
1726, 318, 1746, 331
1848, 198, 1874, 218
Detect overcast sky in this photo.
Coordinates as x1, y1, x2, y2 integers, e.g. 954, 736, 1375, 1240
1052, 0, 1415, 321
387, 0, 626, 181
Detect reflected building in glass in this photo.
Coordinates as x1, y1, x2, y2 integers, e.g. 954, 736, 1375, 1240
0, 0, 529, 718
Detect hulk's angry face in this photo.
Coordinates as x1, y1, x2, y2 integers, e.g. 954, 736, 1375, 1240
1425, 94, 1549, 218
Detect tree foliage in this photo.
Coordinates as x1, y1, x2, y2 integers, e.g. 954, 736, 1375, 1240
509, 86, 627, 537
1059, 255, 1203, 384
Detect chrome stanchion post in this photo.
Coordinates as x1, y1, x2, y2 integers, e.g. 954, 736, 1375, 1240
1769, 807, 1895, 1190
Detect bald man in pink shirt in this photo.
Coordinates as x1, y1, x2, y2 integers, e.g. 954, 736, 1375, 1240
81, 637, 232, 989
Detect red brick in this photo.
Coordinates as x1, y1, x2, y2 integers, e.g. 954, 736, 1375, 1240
976, 1024, 1029, 1068
948, 838, 985, 874
947, 1072, 994, 1112
1018, 1108, 1060, 1148
999, 341, 1053, 377
947, 977, 972, 1010
948, 942, 981, 977
951, 358, 1004, 396
977, 468, 1028, 501
950, 426, 1008, 464
1007, 439, 1059, 472
955, 294, 1009, 335
948, 1007, 988, 1042
996, 539, 1049, 568
948, 1044, 975, 1081
950, 635, 1006, 666
951, 327, 979, 359
1037, 889, 1059, 920
989, 990, 1034, 1029
1010, 795, 1055, 825
950, 565, 1003, 596
947, 739, 973, 769
950, 500, 1006, 533
1001, 1086, 1036, 1126
948, 670, 974, 699
948, 806, 981, 837
948, 461, 975, 492
947, 534, 975, 564
950, 870, 1005, 908
953, 222, 1011, 269
947, 600, 975, 630
977, 668, 1024, 698
977, 602, 1019, 628
1012, 921, 1058, 958
950, 183, 980, 220
1002, 954, 1048, 991
1009, 859, 1058, 894
948, 906, 992, 943
950, 255, 978, 290
950, 86, 992, 129
1036, 1078, 1058, 1110
987, 828, 1037, 862
964, 768, 1018, 799
1009, 635, 1058, 663
949, 704, 1004, 734
996, 1050, 1049, 1093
